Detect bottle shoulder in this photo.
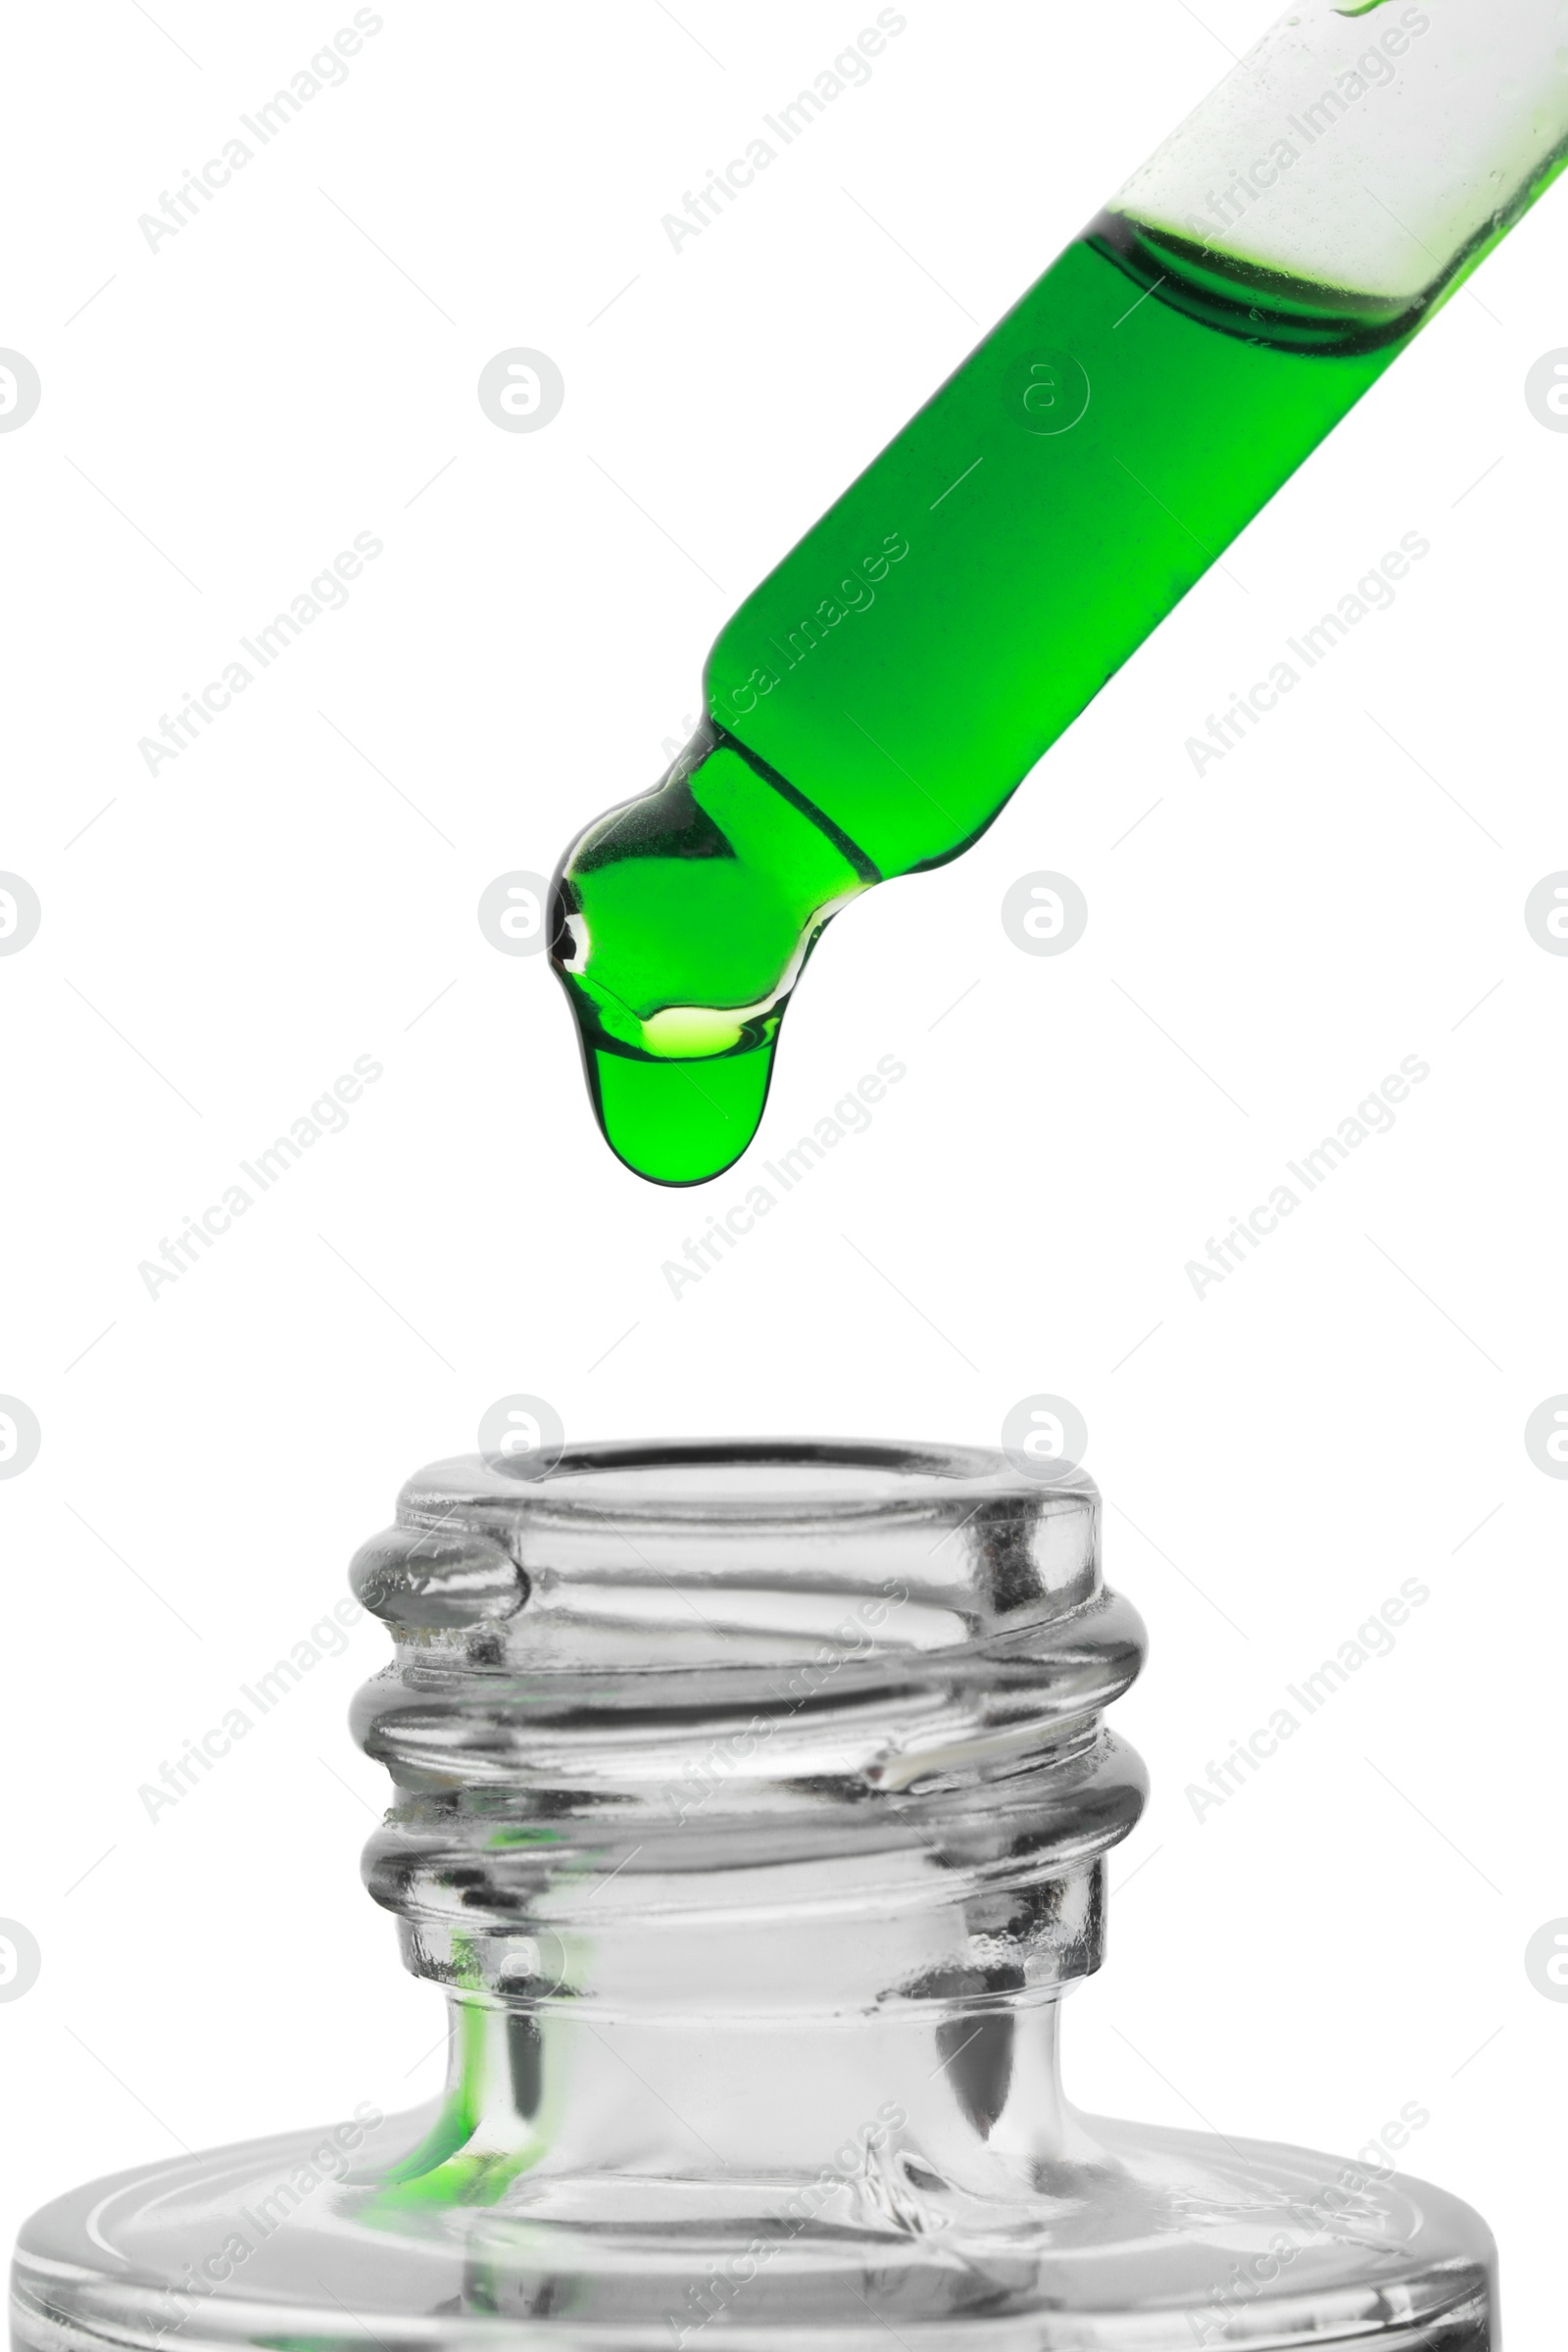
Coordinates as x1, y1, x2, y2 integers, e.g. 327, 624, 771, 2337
12, 2099, 1494, 2351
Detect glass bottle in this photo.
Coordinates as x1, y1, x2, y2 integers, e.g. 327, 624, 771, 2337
12, 1442, 1496, 2348
549, 0, 1568, 1183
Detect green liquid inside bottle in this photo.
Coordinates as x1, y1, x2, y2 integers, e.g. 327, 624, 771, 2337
551, 214, 1418, 1186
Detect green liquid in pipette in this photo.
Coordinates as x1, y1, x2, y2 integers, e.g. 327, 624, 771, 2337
551, 215, 1419, 1185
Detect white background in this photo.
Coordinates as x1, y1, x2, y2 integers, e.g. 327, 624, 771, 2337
2, 0, 1564, 2333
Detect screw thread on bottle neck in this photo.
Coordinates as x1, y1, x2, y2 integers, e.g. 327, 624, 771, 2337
350, 1442, 1147, 2014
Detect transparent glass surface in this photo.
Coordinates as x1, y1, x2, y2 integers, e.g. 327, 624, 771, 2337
12, 1445, 1497, 2350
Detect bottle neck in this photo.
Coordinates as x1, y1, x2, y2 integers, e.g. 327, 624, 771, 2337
433, 1979, 1083, 2208
385, 1840, 1109, 2216
351, 1442, 1148, 2214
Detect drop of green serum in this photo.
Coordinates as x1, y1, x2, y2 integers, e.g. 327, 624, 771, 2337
552, 215, 1426, 1185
